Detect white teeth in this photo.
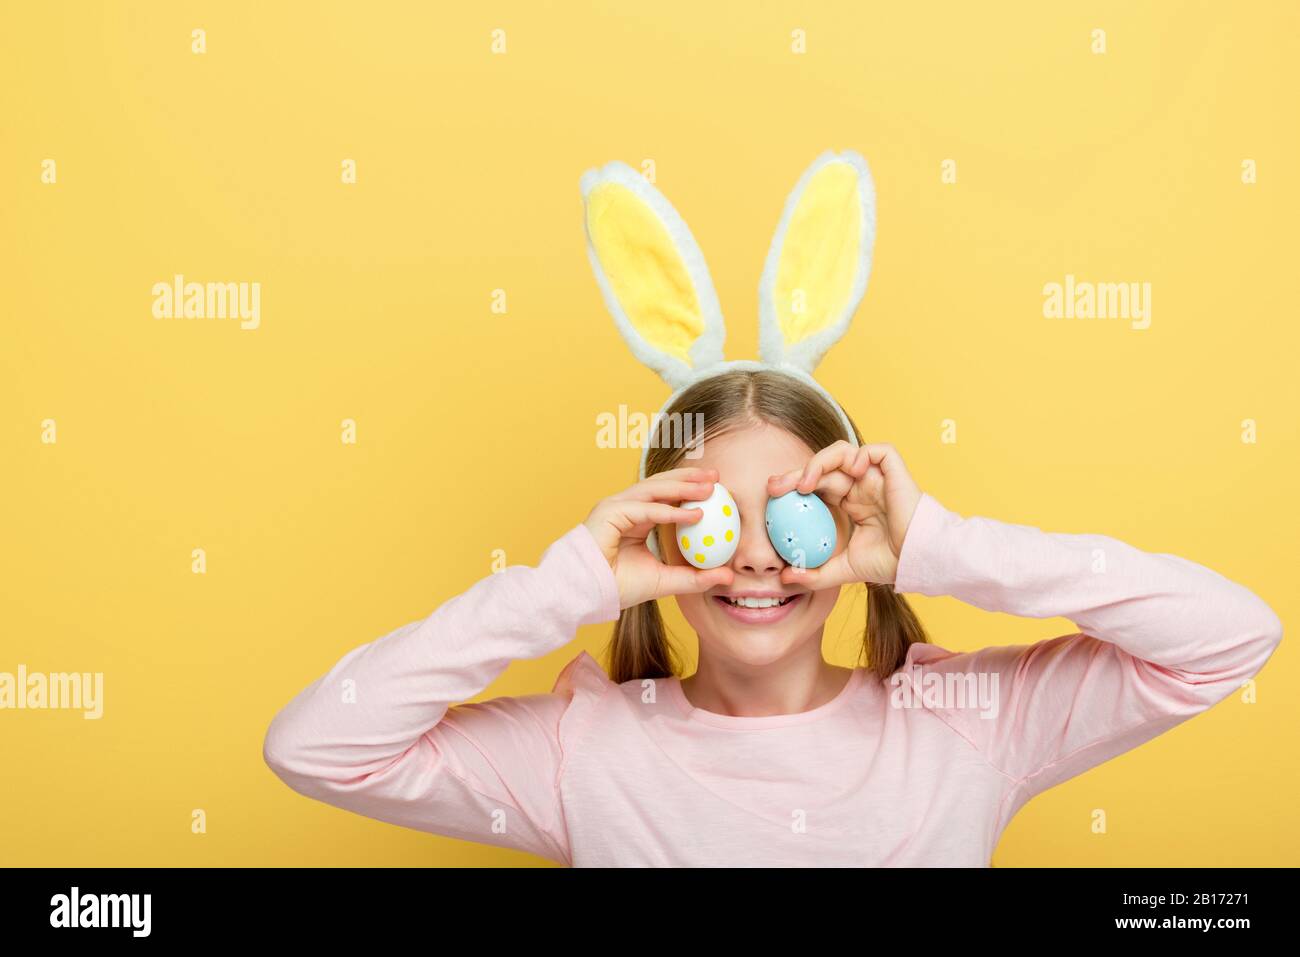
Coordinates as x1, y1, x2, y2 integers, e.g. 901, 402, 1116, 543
723, 596, 791, 608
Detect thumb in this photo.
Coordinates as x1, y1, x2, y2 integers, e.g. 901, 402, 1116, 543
780, 552, 855, 590
653, 564, 734, 601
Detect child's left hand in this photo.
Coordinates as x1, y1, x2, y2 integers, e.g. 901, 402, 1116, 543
767, 441, 922, 587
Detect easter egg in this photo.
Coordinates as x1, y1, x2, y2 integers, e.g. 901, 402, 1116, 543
765, 490, 836, 568
676, 483, 741, 569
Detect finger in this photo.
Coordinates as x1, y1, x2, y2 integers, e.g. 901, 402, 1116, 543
862, 443, 908, 481
779, 551, 857, 590
795, 440, 856, 491
814, 469, 855, 502
610, 501, 714, 538
850, 445, 873, 476
612, 467, 718, 504
777, 473, 856, 513
767, 441, 859, 495
652, 564, 735, 599
847, 445, 885, 504
766, 467, 803, 496
800, 441, 861, 492
645, 466, 719, 484
623, 468, 716, 493
766, 473, 853, 513
616, 477, 716, 506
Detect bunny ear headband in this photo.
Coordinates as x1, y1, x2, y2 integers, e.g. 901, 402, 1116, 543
580, 149, 876, 559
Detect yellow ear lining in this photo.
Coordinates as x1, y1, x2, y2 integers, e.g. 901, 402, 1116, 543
771, 161, 862, 345
585, 182, 705, 365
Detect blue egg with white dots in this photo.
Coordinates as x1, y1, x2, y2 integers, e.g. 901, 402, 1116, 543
766, 490, 837, 568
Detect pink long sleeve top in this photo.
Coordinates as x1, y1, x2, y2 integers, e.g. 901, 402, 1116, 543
262, 493, 1283, 866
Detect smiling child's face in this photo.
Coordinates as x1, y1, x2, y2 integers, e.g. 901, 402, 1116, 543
655, 421, 852, 668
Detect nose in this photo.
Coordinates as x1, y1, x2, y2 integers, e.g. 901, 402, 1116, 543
730, 502, 785, 574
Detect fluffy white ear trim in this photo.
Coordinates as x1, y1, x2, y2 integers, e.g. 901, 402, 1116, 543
581, 161, 726, 390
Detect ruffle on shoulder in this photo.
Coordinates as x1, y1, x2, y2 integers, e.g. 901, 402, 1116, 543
891, 639, 982, 751
551, 650, 616, 775
552, 649, 614, 698
902, 640, 960, 667
894, 639, 968, 692
892, 641, 965, 709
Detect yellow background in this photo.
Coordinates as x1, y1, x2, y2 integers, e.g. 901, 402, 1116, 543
2, 1, 1295, 866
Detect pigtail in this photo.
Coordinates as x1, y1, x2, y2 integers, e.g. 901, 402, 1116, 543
606, 602, 679, 685
864, 583, 928, 682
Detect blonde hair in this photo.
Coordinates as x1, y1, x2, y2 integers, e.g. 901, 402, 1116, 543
605, 369, 929, 685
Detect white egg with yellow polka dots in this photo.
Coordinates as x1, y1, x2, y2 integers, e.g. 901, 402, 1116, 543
676, 482, 741, 569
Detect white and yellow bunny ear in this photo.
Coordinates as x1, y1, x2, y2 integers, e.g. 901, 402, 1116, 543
581, 162, 726, 390
758, 150, 876, 373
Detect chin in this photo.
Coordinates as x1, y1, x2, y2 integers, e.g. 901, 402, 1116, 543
712, 630, 805, 666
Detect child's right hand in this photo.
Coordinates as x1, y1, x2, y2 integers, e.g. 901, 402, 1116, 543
583, 467, 735, 610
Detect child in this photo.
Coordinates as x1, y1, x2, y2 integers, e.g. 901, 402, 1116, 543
263, 152, 1283, 865
262, 368, 1282, 865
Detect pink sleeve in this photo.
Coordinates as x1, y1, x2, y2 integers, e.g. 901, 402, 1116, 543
262, 523, 622, 865
892, 493, 1284, 800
